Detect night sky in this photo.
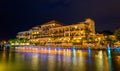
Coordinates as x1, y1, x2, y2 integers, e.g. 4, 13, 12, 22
1, 0, 120, 40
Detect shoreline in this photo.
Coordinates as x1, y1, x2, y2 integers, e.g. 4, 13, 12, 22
12, 44, 120, 50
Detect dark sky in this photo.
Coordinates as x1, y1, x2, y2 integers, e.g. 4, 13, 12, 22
1, 0, 120, 40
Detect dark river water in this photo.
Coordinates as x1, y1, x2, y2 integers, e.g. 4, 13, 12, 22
0, 48, 120, 71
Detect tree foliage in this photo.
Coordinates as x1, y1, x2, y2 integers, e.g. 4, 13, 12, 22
8, 38, 29, 43
114, 28, 120, 41
97, 30, 113, 35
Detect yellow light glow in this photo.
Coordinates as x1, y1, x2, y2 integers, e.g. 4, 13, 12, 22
75, 26, 78, 29
98, 37, 101, 40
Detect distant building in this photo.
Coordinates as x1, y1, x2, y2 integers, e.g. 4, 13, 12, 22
16, 18, 96, 46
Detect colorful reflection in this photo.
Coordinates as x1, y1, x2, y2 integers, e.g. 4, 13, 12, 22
0, 47, 120, 71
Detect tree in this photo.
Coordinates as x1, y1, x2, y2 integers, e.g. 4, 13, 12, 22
105, 36, 113, 44
97, 30, 113, 36
114, 28, 120, 41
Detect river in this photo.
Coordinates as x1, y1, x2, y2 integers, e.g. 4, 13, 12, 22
0, 48, 120, 71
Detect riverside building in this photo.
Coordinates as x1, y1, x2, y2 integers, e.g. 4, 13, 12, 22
16, 18, 97, 46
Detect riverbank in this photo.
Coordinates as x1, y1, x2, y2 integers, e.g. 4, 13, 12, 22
13, 44, 120, 51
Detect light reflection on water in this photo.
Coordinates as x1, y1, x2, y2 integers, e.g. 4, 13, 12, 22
0, 48, 120, 71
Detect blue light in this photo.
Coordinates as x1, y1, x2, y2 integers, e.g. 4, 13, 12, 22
73, 49, 75, 53
107, 48, 112, 71
88, 47, 91, 53
58, 46, 60, 50
115, 48, 120, 52
72, 46, 76, 50
107, 45, 111, 54
57, 46, 61, 54
48, 47, 50, 50
88, 48, 92, 64
73, 49, 76, 57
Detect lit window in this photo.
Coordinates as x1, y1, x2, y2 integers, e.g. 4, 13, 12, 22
75, 26, 78, 29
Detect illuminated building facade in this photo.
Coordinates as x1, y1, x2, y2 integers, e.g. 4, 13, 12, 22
16, 18, 96, 46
